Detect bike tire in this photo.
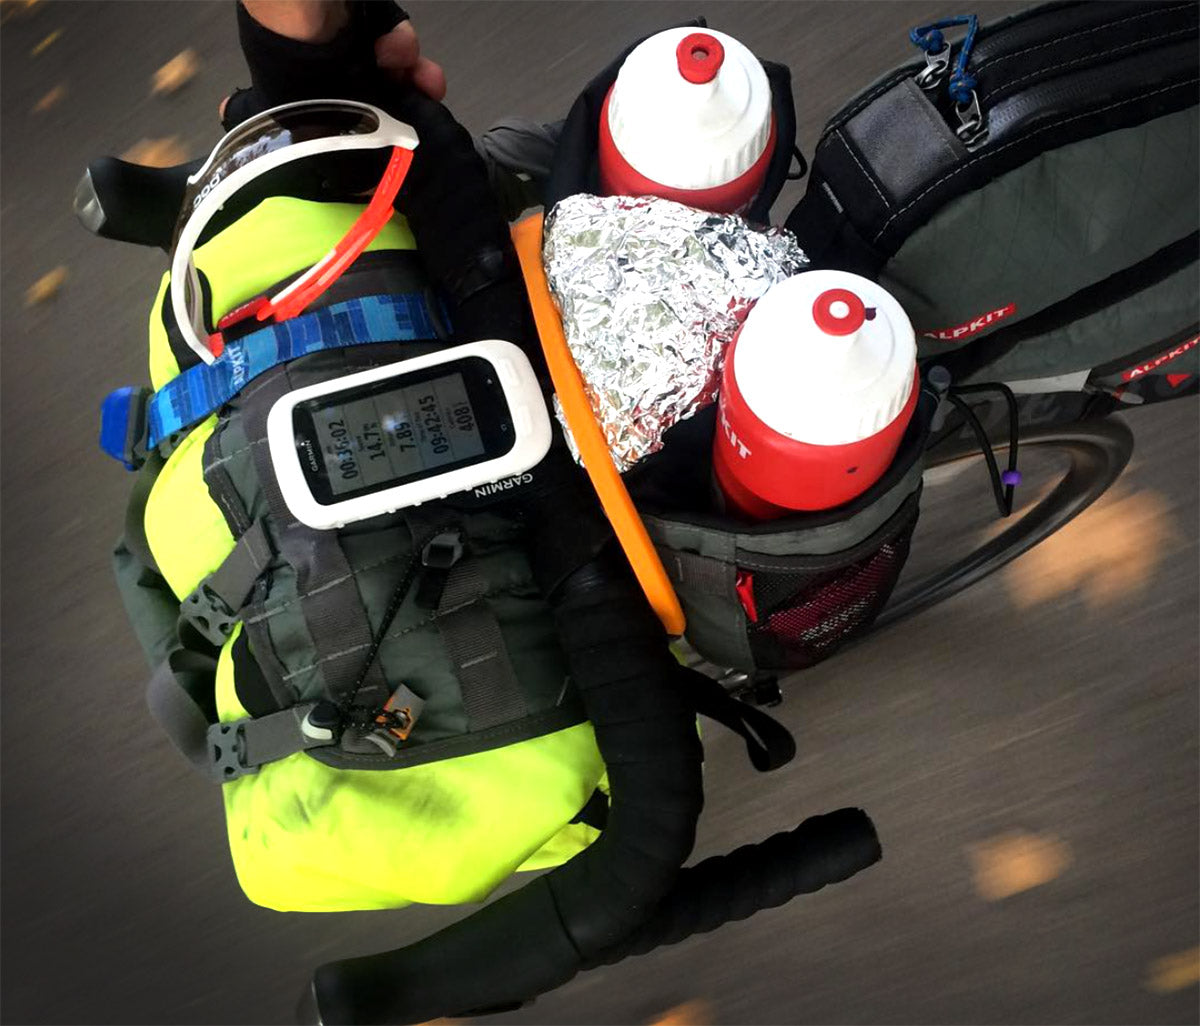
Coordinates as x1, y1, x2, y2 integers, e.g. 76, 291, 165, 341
870, 414, 1134, 633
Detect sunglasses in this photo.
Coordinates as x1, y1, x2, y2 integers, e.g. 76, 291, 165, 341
169, 99, 419, 365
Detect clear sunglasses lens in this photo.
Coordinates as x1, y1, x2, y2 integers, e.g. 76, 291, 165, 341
181, 104, 380, 219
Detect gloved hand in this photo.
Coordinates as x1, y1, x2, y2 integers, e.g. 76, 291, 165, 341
220, 0, 445, 129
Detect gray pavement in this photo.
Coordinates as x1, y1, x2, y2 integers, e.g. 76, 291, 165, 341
2, 3, 1197, 1024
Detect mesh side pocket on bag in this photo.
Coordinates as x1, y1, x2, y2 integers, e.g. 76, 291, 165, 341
742, 492, 919, 671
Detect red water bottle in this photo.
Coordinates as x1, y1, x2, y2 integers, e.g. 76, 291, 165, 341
713, 270, 919, 519
598, 28, 775, 214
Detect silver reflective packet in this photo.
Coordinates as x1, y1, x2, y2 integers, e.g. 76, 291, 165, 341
543, 193, 807, 472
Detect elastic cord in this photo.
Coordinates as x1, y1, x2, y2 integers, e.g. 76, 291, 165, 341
946, 380, 1021, 516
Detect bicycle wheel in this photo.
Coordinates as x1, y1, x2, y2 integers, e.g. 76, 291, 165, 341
870, 414, 1134, 633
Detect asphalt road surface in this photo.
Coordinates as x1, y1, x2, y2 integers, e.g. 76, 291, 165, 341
2, 3, 1197, 1025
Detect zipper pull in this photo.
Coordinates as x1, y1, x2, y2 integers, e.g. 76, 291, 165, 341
909, 18, 971, 91
954, 90, 989, 150
916, 44, 952, 91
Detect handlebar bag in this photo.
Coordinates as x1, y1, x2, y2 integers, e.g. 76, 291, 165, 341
786, 1, 1198, 410
626, 388, 933, 674
112, 196, 610, 913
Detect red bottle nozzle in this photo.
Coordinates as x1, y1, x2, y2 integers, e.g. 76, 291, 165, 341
676, 32, 725, 84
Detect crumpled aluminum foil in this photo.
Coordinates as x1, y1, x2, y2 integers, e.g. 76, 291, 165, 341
544, 193, 808, 472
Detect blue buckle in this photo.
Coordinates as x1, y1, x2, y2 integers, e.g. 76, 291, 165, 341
99, 386, 151, 471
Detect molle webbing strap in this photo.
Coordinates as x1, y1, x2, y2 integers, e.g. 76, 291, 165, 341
205, 520, 273, 611
147, 293, 440, 449
436, 560, 528, 732
179, 520, 275, 647
237, 363, 391, 713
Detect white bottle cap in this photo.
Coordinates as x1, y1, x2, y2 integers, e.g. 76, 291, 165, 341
731, 270, 917, 446
606, 28, 773, 191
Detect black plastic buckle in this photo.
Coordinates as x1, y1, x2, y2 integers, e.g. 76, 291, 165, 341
207, 721, 258, 783
181, 577, 238, 647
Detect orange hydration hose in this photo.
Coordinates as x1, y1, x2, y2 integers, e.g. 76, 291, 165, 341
511, 213, 686, 637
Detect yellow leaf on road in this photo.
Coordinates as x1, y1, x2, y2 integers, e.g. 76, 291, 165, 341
649, 1000, 712, 1025
1, 0, 39, 18
121, 136, 188, 168
968, 832, 1071, 901
25, 266, 68, 307
1146, 947, 1200, 993
1004, 490, 1182, 612
30, 27, 60, 56
32, 82, 66, 113
153, 49, 200, 94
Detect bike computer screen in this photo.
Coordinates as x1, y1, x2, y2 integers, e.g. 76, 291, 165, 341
292, 356, 515, 507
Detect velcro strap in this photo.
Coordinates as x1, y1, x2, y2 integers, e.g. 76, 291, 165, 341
677, 665, 796, 772
146, 293, 442, 449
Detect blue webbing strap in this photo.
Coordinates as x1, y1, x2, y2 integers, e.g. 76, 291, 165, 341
144, 293, 440, 451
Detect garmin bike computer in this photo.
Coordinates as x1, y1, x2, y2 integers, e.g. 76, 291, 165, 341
267, 339, 552, 529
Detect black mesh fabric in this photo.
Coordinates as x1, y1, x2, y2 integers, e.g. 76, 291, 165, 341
745, 500, 918, 671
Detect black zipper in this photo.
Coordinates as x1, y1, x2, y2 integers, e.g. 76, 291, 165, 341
939, 2, 1197, 148
819, 2, 1080, 143
984, 38, 1198, 145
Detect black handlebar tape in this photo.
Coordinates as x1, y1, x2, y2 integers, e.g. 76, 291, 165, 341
583, 807, 882, 970
310, 555, 704, 1024
75, 156, 201, 251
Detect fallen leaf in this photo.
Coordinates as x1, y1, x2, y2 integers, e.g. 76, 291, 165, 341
32, 82, 66, 113
967, 831, 1071, 901
30, 27, 60, 56
25, 266, 68, 307
1004, 489, 1182, 612
648, 1000, 712, 1026
153, 49, 200, 94
121, 136, 188, 168
1145, 947, 1200, 993
1, 0, 40, 23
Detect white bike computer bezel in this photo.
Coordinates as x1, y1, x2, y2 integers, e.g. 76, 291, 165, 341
267, 339, 552, 530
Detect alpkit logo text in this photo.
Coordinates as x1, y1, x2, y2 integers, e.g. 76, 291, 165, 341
1121, 334, 1199, 381
924, 303, 1017, 342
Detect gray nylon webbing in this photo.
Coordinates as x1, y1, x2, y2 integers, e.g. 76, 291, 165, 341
237, 703, 323, 768
239, 361, 390, 709
146, 652, 214, 772
205, 519, 273, 611
436, 561, 528, 732
148, 652, 327, 780
664, 548, 730, 591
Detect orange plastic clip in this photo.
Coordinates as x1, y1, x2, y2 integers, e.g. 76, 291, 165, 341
511, 214, 686, 637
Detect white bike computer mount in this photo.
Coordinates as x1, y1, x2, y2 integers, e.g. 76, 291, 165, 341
267, 339, 552, 529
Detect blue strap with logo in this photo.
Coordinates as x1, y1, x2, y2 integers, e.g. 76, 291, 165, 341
99, 293, 444, 469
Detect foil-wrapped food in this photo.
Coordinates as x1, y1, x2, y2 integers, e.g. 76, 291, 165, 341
543, 193, 807, 472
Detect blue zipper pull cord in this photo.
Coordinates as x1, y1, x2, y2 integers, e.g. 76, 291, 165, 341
910, 14, 987, 147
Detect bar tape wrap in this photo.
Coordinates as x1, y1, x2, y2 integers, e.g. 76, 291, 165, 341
146, 293, 442, 449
